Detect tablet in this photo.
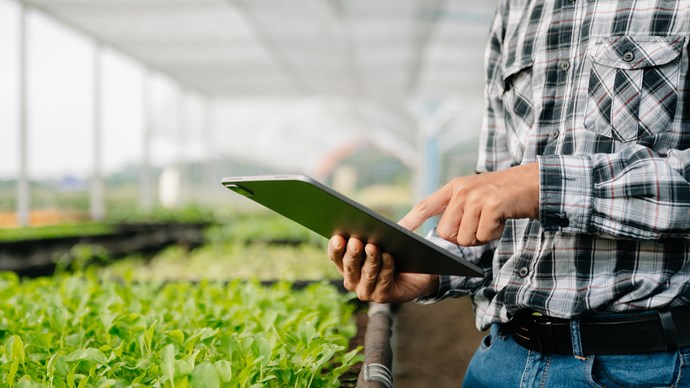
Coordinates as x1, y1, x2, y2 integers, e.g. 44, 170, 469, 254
221, 175, 484, 277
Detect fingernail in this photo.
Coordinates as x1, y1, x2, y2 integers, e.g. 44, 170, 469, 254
348, 239, 359, 252
365, 246, 373, 257
332, 239, 341, 249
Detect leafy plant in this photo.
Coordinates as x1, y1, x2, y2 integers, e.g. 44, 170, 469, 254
106, 205, 215, 225
0, 272, 362, 387
100, 242, 341, 282
204, 214, 321, 246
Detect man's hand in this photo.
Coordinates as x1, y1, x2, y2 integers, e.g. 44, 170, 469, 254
399, 162, 539, 246
327, 162, 539, 302
328, 235, 439, 303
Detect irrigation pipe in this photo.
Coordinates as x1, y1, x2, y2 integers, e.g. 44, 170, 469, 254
357, 302, 393, 388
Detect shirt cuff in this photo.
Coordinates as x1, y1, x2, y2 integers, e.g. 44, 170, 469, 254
415, 274, 453, 304
537, 155, 593, 233
414, 228, 476, 304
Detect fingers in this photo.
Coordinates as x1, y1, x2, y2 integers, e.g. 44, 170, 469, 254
341, 238, 365, 290
398, 183, 453, 231
476, 202, 506, 243
436, 192, 464, 243
328, 237, 393, 302
375, 252, 395, 295
328, 239, 427, 303
457, 203, 481, 246
358, 249, 394, 302
355, 244, 382, 300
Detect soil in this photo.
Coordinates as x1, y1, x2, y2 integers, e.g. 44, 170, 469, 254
392, 297, 485, 387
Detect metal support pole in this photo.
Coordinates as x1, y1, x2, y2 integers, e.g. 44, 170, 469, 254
203, 97, 216, 203
90, 41, 105, 221
17, 2, 30, 227
139, 70, 153, 212
415, 102, 442, 235
424, 133, 441, 196
176, 89, 186, 207
421, 131, 440, 234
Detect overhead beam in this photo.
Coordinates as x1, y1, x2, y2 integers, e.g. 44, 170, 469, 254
327, 0, 362, 97
228, 0, 312, 96
406, 0, 444, 96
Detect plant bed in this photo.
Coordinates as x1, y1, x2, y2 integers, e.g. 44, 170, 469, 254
0, 222, 211, 277
100, 242, 341, 283
0, 272, 363, 387
204, 215, 322, 247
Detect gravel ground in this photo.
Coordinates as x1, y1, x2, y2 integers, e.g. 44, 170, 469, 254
392, 297, 485, 387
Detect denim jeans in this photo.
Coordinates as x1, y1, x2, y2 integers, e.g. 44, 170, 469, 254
462, 324, 690, 387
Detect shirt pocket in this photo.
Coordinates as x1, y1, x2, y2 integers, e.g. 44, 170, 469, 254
502, 60, 535, 164
584, 35, 684, 142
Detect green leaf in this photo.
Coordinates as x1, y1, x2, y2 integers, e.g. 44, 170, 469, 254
7, 335, 25, 364
64, 348, 108, 365
250, 337, 272, 368
77, 374, 89, 388
213, 360, 232, 383
190, 362, 219, 388
165, 330, 185, 345
160, 343, 176, 383
6, 359, 18, 386
15, 376, 35, 388
175, 349, 198, 377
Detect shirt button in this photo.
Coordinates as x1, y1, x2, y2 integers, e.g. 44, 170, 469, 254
518, 267, 529, 277
559, 60, 570, 71
550, 129, 560, 139
623, 51, 635, 62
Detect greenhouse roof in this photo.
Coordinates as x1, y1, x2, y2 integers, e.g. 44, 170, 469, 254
24, 0, 495, 99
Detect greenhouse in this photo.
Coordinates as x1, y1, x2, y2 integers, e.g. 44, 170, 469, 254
0, 0, 496, 386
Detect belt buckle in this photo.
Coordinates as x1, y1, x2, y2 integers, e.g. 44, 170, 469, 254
528, 317, 556, 354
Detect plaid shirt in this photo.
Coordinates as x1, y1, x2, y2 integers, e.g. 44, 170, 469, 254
420, 0, 690, 330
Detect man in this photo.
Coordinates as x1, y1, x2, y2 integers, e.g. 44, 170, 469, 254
328, 0, 690, 386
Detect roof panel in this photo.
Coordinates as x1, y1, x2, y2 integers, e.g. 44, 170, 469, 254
24, 0, 499, 98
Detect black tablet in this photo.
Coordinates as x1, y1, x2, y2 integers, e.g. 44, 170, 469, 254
221, 175, 484, 277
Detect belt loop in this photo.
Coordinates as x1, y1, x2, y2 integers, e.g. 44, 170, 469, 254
658, 310, 678, 352
569, 318, 584, 358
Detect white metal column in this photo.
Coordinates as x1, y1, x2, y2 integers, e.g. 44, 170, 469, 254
203, 97, 217, 202
17, 1, 30, 226
176, 89, 186, 207
90, 41, 105, 220
414, 102, 445, 234
139, 70, 153, 211
419, 126, 441, 234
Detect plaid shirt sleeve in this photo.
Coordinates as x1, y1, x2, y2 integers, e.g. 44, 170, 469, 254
539, 148, 690, 239
415, 229, 496, 303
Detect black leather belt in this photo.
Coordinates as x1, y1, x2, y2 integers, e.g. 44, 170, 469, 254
507, 309, 690, 355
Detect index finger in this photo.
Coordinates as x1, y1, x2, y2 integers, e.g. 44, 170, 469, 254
398, 183, 453, 231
